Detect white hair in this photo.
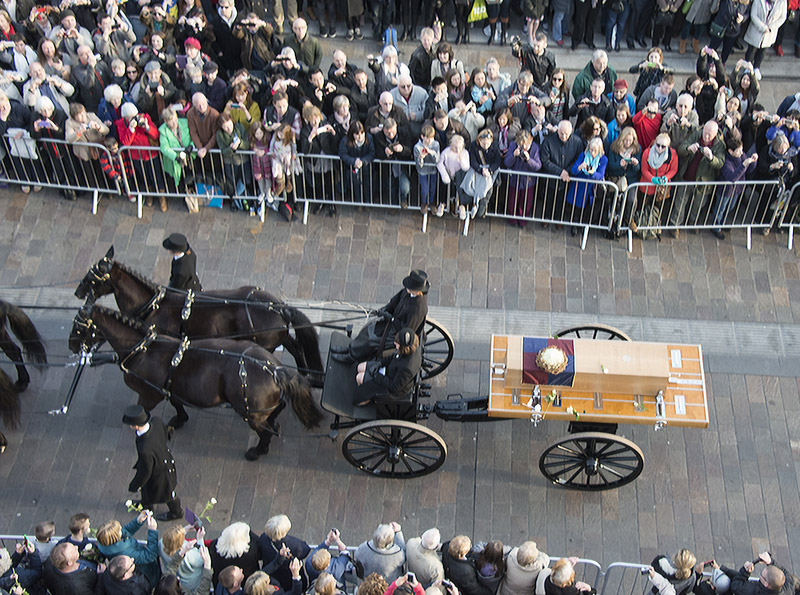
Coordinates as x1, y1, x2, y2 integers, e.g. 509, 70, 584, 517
120, 102, 138, 120
382, 45, 398, 61
264, 515, 291, 541
421, 528, 440, 550
215, 522, 252, 559
35, 96, 54, 113
397, 74, 412, 87
592, 49, 608, 64
372, 524, 395, 550
104, 84, 123, 103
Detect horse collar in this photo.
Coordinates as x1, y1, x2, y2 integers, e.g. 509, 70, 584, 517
119, 327, 158, 372
134, 287, 167, 319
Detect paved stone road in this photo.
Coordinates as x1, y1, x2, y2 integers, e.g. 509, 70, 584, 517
2, 38, 800, 576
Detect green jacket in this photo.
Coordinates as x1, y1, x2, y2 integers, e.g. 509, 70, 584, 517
217, 122, 251, 166
159, 119, 194, 185
677, 128, 725, 181
572, 61, 618, 101
285, 34, 322, 68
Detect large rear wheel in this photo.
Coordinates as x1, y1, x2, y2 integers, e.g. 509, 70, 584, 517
420, 317, 454, 380
538, 432, 644, 490
555, 324, 632, 341
342, 420, 447, 478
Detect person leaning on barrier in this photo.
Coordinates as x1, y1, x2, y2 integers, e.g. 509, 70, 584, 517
42, 542, 101, 595
117, 101, 167, 209
670, 119, 725, 231
633, 132, 678, 237
497, 542, 549, 595
305, 530, 355, 592
354, 523, 406, 584
441, 536, 489, 595
258, 514, 311, 592
32, 95, 76, 201
299, 104, 338, 218
730, 552, 796, 595
539, 121, 585, 222
406, 529, 444, 588
159, 106, 198, 213
65, 103, 109, 189
544, 558, 595, 595
647, 550, 702, 595
337, 120, 374, 204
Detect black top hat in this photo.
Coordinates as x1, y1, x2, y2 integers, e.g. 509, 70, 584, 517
122, 404, 151, 426
396, 327, 416, 349
162, 233, 189, 253
402, 269, 429, 292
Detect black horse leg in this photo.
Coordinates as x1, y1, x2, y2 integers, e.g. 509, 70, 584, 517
167, 398, 190, 429
0, 431, 6, 453
0, 329, 29, 391
244, 401, 286, 461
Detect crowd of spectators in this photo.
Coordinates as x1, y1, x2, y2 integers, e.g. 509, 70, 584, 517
0, 0, 796, 235
1, 513, 798, 595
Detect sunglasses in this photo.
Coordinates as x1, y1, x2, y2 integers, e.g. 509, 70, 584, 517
655, 143, 668, 149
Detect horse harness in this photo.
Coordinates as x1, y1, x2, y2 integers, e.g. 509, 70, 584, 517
103, 321, 286, 420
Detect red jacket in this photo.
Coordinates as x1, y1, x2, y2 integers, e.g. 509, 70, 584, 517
632, 111, 662, 154
640, 146, 678, 195
116, 113, 159, 161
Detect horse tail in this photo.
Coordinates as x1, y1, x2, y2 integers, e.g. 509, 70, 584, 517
0, 368, 21, 429
274, 367, 324, 429
3, 303, 47, 365
282, 307, 324, 379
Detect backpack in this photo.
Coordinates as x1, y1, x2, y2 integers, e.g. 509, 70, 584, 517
383, 26, 398, 49
635, 202, 662, 240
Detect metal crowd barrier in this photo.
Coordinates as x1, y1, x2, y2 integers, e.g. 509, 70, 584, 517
777, 181, 800, 249
619, 180, 782, 252
0, 136, 134, 216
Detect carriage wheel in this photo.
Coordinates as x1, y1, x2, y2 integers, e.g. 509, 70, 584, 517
555, 323, 632, 341
420, 317, 454, 381
539, 432, 644, 491
342, 420, 447, 478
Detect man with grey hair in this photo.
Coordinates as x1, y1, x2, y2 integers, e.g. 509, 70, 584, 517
540, 120, 585, 221
661, 93, 699, 149
70, 44, 110, 112
406, 528, 444, 587
496, 71, 549, 123
391, 74, 427, 138
499, 542, 550, 595
135, 61, 177, 123
365, 91, 409, 136
572, 49, 617, 100
408, 27, 436, 88
354, 522, 406, 583
285, 18, 322, 68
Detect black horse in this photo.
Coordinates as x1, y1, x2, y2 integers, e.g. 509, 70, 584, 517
74, 247, 324, 388
0, 301, 47, 453
68, 303, 324, 460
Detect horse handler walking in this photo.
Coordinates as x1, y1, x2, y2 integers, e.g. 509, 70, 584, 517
123, 404, 183, 522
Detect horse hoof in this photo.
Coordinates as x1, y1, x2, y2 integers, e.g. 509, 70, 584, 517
245, 447, 262, 461
167, 416, 187, 430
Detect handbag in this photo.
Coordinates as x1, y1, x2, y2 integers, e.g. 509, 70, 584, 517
7, 128, 38, 160
709, 18, 727, 36
654, 10, 674, 26
468, 0, 487, 22
654, 184, 671, 202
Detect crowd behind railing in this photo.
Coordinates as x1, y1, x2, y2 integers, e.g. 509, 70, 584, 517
0, 512, 779, 595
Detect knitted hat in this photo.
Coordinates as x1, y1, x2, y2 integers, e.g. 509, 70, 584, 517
613, 79, 628, 90
184, 37, 201, 50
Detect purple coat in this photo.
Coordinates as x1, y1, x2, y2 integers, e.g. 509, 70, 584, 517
504, 141, 542, 192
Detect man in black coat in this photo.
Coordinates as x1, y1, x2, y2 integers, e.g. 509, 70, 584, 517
570, 78, 613, 127
408, 28, 435, 89
729, 553, 796, 595
43, 543, 100, 595
353, 328, 423, 405
96, 556, 150, 595
539, 121, 585, 220
332, 270, 430, 363
162, 233, 203, 292
123, 405, 182, 521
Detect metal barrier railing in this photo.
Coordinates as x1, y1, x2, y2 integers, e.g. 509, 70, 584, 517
0, 136, 134, 216
777, 181, 800, 249
619, 180, 782, 251
1, 137, 793, 252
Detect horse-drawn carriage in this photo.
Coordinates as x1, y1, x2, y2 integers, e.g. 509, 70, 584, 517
67, 249, 709, 490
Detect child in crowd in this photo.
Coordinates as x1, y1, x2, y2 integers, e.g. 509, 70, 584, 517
34, 522, 58, 560
305, 529, 355, 592
437, 134, 470, 219
250, 121, 273, 217
100, 136, 133, 200
58, 513, 91, 552
414, 125, 441, 217
270, 123, 301, 221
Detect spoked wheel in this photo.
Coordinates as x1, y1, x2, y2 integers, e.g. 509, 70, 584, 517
420, 317, 454, 381
342, 420, 447, 478
538, 432, 645, 490
555, 323, 632, 341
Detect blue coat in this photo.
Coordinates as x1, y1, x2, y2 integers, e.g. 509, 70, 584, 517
606, 149, 641, 184
567, 152, 608, 208
96, 519, 161, 589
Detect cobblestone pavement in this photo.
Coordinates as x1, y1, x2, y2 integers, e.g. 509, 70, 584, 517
2, 48, 800, 570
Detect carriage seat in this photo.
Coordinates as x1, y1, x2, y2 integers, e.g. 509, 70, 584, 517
321, 332, 416, 423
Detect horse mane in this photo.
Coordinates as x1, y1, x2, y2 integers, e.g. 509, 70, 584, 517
112, 261, 161, 293
92, 304, 149, 333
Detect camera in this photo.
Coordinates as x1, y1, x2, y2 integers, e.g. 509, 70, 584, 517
442, 580, 454, 590
407, 573, 416, 582
640, 567, 650, 576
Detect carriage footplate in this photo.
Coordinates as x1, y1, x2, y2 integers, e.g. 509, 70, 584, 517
433, 395, 495, 422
